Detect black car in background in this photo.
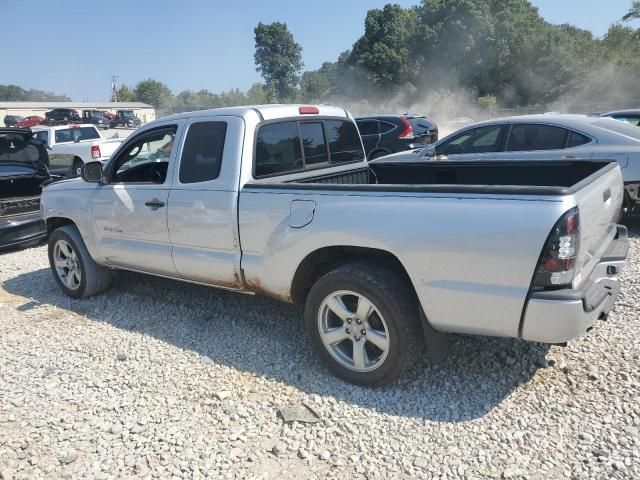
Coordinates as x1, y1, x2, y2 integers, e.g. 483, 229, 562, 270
355, 115, 438, 160
600, 109, 640, 126
82, 110, 109, 129
44, 108, 81, 125
0, 128, 51, 249
3, 115, 23, 127
110, 110, 141, 128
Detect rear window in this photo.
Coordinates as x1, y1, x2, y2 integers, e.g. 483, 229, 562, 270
54, 127, 100, 144
407, 118, 433, 135
300, 122, 328, 165
34, 131, 49, 143
324, 120, 364, 164
594, 118, 640, 140
356, 120, 379, 136
379, 121, 396, 134
255, 119, 364, 178
506, 124, 567, 151
179, 121, 227, 183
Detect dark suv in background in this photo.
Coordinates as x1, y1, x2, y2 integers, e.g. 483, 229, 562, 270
355, 115, 438, 159
3, 115, 23, 127
44, 108, 81, 126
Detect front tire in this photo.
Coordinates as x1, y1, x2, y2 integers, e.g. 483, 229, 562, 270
304, 263, 423, 386
48, 225, 113, 299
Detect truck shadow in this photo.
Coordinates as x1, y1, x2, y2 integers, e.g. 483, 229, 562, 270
2, 266, 557, 423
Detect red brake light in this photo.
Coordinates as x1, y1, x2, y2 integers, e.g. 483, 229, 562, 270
91, 145, 101, 159
299, 106, 319, 115
398, 117, 414, 139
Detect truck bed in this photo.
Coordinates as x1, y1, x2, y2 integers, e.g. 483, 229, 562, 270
284, 160, 615, 196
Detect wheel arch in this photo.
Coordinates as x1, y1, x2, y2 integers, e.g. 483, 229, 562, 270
290, 245, 415, 305
46, 216, 76, 235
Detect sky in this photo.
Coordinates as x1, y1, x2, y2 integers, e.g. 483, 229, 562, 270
1, 0, 634, 101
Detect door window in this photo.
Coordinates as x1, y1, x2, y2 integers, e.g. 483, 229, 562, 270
54, 127, 100, 144
179, 121, 227, 183
324, 120, 364, 164
111, 127, 177, 184
505, 124, 568, 151
437, 125, 505, 155
356, 120, 379, 136
379, 121, 396, 134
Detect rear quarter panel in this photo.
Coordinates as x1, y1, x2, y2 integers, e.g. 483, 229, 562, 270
239, 188, 569, 338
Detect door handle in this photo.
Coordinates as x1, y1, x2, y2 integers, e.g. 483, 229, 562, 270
145, 199, 165, 209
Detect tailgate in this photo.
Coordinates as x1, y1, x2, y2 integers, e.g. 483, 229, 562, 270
97, 139, 123, 159
572, 162, 624, 286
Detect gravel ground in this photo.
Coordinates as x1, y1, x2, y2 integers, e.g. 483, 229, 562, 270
0, 220, 639, 480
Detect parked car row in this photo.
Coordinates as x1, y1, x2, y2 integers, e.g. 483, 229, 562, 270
3, 109, 142, 129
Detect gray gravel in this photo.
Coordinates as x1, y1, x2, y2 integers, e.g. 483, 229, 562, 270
1, 220, 639, 479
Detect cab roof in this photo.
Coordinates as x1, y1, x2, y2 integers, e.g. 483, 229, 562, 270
158, 104, 352, 122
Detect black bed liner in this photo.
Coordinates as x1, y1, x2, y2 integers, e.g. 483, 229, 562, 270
245, 160, 618, 197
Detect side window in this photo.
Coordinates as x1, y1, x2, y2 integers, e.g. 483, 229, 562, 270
379, 121, 396, 134
179, 121, 227, 183
566, 130, 591, 148
438, 126, 504, 155
255, 122, 302, 177
356, 120, 379, 136
506, 124, 567, 151
325, 120, 365, 163
111, 127, 177, 184
300, 122, 328, 165
34, 131, 48, 143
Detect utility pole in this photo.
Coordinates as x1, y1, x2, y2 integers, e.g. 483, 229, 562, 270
111, 75, 119, 102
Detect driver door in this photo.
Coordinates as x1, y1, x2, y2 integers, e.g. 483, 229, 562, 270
91, 121, 184, 275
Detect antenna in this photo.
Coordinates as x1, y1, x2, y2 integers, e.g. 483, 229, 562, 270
111, 75, 119, 101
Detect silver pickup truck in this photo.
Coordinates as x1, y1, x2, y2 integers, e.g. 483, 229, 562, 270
41, 105, 629, 386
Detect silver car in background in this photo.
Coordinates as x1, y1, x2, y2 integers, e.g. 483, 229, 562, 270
383, 114, 640, 212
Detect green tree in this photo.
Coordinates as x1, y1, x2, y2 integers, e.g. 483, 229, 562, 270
0, 84, 71, 101
112, 84, 135, 102
623, 1, 640, 22
300, 62, 337, 101
254, 22, 303, 102
247, 83, 269, 104
347, 4, 418, 91
134, 79, 173, 108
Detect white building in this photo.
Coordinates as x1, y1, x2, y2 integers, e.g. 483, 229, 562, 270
0, 102, 156, 124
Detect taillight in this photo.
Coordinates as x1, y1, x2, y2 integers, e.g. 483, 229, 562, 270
533, 207, 580, 289
398, 117, 414, 139
91, 145, 101, 159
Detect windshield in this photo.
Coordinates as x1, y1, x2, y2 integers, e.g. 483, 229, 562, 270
407, 117, 433, 135
593, 118, 640, 141
121, 111, 135, 118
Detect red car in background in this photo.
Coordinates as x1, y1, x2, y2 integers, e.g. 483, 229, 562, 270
16, 116, 44, 128
100, 111, 117, 121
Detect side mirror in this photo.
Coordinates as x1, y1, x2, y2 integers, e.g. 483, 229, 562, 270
81, 161, 103, 183
426, 148, 436, 158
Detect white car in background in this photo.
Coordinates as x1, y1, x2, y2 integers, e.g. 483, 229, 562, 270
382, 114, 640, 213
31, 124, 123, 177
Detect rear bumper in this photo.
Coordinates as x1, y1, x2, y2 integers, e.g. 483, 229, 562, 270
0, 212, 47, 249
520, 225, 629, 343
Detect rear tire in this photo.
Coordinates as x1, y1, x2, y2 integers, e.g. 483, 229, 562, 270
72, 158, 83, 177
304, 263, 423, 386
48, 225, 113, 299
